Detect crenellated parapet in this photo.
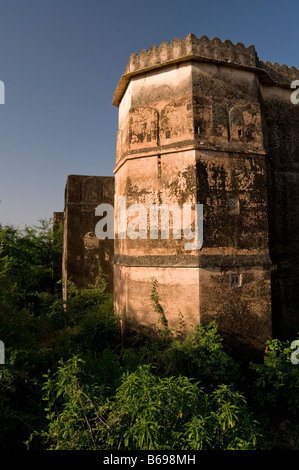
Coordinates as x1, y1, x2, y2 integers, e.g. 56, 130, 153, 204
113, 34, 299, 107
124, 33, 259, 74
258, 60, 299, 85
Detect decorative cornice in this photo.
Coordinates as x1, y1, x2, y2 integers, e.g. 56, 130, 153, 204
113, 254, 273, 268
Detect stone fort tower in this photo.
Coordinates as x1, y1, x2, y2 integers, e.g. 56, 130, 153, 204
111, 33, 299, 353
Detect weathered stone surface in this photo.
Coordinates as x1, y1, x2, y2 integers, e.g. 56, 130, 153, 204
260, 87, 299, 339
58, 34, 299, 354
62, 175, 114, 299
53, 212, 64, 228
112, 34, 299, 353
52, 211, 64, 276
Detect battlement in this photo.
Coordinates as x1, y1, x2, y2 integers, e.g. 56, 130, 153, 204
258, 59, 299, 85
113, 34, 299, 107
124, 33, 259, 74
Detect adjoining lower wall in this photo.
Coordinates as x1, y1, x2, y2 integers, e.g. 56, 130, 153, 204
52, 211, 64, 277
62, 175, 114, 299
260, 83, 299, 339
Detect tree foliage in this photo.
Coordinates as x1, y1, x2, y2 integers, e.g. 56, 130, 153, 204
0, 220, 298, 450
39, 360, 259, 450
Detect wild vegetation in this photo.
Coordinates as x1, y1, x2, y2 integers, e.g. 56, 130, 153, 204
0, 220, 299, 450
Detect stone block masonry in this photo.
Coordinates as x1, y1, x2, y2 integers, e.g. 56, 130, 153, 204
58, 34, 299, 355
113, 34, 299, 354
62, 175, 114, 299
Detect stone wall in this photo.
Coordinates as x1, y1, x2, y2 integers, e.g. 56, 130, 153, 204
52, 211, 64, 277
62, 175, 114, 299
58, 33, 299, 355
260, 83, 299, 338
112, 34, 299, 354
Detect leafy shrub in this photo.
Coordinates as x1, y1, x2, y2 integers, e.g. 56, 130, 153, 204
249, 338, 299, 416
0, 220, 63, 312
0, 221, 121, 449
1, 220, 299, 450
38, 356, 107, 450
38, 359, 259, 450
158, 322, 241, 390
47, 284, 121, 356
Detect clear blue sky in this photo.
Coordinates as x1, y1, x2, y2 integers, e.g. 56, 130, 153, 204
0, 0, 298, 228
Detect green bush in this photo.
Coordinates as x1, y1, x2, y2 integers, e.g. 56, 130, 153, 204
0, 221, 122, 449
47, 284, 121, 356
250, 337, 299, 417
38, 359, 259, 451
0, 220, 63, 313
1, 220, 299, 450
158, 322, 241, 390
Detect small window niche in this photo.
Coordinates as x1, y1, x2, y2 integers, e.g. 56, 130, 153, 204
157, 155, 161, 178
226, 197, 240, 215
230, 273, 243, 288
